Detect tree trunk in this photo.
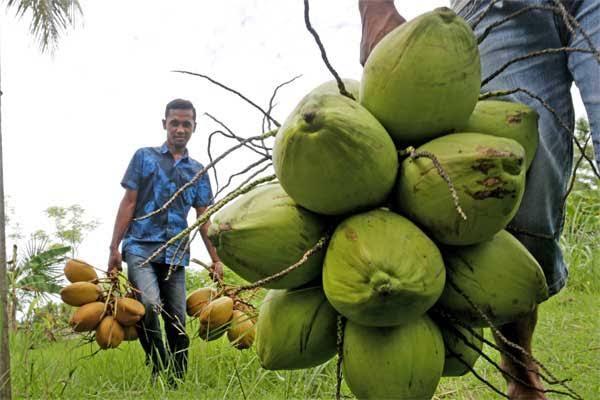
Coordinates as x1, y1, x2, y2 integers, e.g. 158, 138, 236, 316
7, 245, 17, 333
0, 55, 13, 399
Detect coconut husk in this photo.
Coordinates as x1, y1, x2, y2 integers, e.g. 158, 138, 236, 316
95, 316, 125, 349
227, 310, 255, 350
64, 259, 98, 283
199, 296, 233, 328
114, 297, 145, 326
60, 282, 102, 307
186, 287, 217, 317
69, 301, 106, 332
122, 325, 138, 341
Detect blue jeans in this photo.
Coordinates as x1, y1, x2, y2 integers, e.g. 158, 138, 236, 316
458, 0, 600, 295
125, 253, 189, 379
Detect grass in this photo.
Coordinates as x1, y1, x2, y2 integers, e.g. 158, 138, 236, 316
9, 289, 599, 399
8, 189, 599, 399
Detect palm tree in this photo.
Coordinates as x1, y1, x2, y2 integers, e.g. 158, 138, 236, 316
0, 2, 82, 398
6, 238, 70, 333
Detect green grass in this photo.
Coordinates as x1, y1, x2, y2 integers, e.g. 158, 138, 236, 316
8, 190, 599, 399
8, 288, 599, 399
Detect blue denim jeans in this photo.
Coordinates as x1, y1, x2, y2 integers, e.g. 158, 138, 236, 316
457, 0, 600, 295
125, 253, 189, 379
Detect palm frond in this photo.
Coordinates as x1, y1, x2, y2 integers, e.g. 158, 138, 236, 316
14, 240, 71, 294
6, 0, 83, 52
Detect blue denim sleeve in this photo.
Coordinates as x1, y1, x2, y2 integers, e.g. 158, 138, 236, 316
194, 172, 213, 207
121, 149, 143, 190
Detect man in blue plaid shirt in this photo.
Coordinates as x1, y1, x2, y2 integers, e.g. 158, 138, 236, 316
107, 98, 223, 385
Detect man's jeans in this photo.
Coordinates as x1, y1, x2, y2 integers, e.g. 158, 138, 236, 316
457, 0, 600, 296
125, 253, 189, 379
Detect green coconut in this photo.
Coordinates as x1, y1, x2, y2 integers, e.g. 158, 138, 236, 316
395, 133, 526, 245
360, 7, 480, 144
437, 230, 549, 327
464, 100, 539, 169
208, 183, 327, 289
323, 209, 445, 327
256, 287, 337, 370
343, 316, 444, 400
273, 92, 398, 215
311, 78, 360, 99
438, 320, 483, 376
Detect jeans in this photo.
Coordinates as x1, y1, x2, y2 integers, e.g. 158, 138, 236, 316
457, 0, 600, 295
125, 253, 189, 379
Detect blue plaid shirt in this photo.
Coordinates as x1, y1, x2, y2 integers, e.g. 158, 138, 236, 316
121, 143, 213, 266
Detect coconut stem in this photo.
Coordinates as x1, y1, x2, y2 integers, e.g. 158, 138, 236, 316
231, 235, 328, 295
435, 308, 555, 385
446, 278, 584, 400
447, 347, 510, 398
401, 147, 467, 221
303, 0, 355, 100
439, 316, 578, 398
171, 70, 281, 128
135, 132, 277, 222
482, 47, 595, 89
140, 175, 277, 268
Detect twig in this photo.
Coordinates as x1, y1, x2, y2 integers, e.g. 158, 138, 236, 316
481, 47, 595, 88
470, 0, 503, 30
447, 348, 509, 398
477, 5, 559, 44
551, 0, 600, 63
442, 320, 578, 398
446, 278, 583, 400
210, 160, 272, 202
303, 0, 354, 100
231, 236, 328, 295
206, 114, 271, 158
401, 147, 467, 220
563, 134, 592, 203
135, 130, 277, 221
172, 70, 281, 127
140, 175, 276, 267
263, 74, 302, 134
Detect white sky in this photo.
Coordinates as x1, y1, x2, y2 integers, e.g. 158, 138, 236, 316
0, 0, 586, 271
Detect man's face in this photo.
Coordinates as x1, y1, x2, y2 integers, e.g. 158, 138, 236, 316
163, 108, 196, 150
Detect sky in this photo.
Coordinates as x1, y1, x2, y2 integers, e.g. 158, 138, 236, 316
0, 0, 587, 272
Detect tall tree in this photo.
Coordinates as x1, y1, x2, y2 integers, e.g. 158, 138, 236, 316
0, 2, 82, 398
45, 204, 99, 257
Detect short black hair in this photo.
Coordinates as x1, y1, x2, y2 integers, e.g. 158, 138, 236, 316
165, 98, 196, 121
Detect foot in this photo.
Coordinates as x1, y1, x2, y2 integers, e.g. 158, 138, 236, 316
502, 362, 548, 400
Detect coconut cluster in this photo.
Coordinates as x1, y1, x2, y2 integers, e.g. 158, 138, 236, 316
61, 259, 144, 349
206, 7, 550, 400
186, 289, 256, 350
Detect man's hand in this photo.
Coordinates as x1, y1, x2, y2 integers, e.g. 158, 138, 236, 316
209, 261, 224, 282
107, 248, 123, 276
359, 0, 406, 65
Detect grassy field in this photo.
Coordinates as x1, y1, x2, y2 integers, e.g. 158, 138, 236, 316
9, 190, 599, 399
8, 289, 599, 399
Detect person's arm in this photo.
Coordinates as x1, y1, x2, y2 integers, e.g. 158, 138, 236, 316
196, 206, 224, 282
359, 0, 406, 65
107, 189, 138, 275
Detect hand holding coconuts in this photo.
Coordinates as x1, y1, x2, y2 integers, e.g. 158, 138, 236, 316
61, 259, 144, 349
